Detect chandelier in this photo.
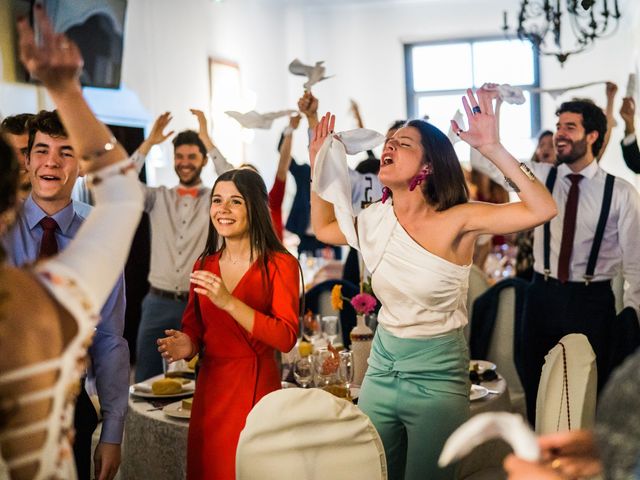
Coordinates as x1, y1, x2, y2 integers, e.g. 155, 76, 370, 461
502, 0, 622, 66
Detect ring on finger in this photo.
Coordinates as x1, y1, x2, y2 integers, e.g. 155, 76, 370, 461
550, 459, 562, 471
472, 105, 481, 115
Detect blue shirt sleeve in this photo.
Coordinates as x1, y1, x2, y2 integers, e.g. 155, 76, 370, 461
88, 272, 129, 444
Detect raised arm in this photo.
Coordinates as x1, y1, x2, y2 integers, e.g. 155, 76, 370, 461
309, 113, 349, 245
619, 97, 640, 173
18, 8, 127, 173
276, 114, 301, 181
599, 81, 618, 158
299, 91, 320, 130
191, 108, 233, 174
453, 89, 557, 236
137, 112, 174, 156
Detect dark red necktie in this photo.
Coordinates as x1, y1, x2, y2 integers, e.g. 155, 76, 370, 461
557, 174, 583, 283
177, 187, 199, 198
38, 217, 59, 259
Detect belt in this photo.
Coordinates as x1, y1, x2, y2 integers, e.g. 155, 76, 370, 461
149, 286, 189, 302
533, 272, 612, 290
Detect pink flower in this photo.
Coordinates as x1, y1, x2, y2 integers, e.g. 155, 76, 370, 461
350, 293, 377, 315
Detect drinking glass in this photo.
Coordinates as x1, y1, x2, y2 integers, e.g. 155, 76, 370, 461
293, 357, 314, 388
321, 315, 339, 345
303, 314, 322, 344
339, 350, 354, 389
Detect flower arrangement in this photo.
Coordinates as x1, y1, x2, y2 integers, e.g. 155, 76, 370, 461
331, 283, 377, 316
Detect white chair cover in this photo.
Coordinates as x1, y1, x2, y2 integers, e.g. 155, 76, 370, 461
236, 388, 387, 480
535, 333, 597, 434
486, 286, 525, 417
465, 265, 490, 340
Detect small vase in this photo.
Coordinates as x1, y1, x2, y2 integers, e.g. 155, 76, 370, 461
350, 314, 374, 387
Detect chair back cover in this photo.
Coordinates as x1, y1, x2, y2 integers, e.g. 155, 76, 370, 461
535, 333, 597, 434
236, 388, 387, 480
465, 265, 490, 338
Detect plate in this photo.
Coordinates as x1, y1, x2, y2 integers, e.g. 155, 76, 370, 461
163, 400, 191, 419
129, 375, 195, 399
350, 386, 360, 400
470, 384, 489, 401
469, 360, 497, 374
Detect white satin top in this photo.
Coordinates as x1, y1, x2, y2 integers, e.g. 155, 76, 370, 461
312, 135, 470, 338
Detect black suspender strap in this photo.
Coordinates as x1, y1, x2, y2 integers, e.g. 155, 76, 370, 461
543, 167, 558, 279
584, 174, 615, 284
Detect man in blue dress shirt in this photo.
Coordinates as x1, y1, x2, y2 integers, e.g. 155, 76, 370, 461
1, 110, 128, 480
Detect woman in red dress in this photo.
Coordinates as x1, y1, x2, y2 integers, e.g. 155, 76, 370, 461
157, 168, 300, 480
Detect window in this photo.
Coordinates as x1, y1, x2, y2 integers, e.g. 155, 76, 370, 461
405, 37, 540, 161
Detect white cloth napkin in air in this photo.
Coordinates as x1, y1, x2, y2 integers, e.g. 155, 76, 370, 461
438, 412, 540, 467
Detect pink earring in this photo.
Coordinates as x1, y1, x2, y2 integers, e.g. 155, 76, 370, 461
408, 165, 433, 191
381, 187, 391, 204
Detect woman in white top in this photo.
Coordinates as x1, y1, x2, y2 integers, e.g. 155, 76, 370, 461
0, 8, 142, 479
309, 89, 557, 480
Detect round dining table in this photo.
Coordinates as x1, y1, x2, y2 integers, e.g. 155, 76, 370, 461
120, 394, 190, 480
458, 373, 514, 479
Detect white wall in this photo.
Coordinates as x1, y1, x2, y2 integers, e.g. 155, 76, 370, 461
2, 0, 639, 187
295, 0, 640, 180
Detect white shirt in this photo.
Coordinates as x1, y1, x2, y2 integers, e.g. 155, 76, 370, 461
530, 161, 640, 315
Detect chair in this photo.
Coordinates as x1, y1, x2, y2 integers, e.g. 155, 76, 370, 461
469, 278, 529, 417
305, 279, 359, 347
465, 265, 490, 340
535, 333, 597, 435
236, 388, 387, 480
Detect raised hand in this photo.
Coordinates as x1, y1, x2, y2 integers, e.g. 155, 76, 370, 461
190, 270, 233, 310
157, 329, 195, 363
17, 5, 83, 92
309, 112, 336, 169
606, 81, 618, 101
289, 113, 302, 130
148, 112, 174, 145
298, 91, 319, 128
620, 97, 636, 134
190, 109, 215, 151
452, 88, 499, 152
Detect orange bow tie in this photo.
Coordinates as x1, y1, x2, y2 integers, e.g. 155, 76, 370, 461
177, 186, 199, 198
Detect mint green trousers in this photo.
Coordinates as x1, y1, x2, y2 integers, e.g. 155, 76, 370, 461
358, 326, 470, 480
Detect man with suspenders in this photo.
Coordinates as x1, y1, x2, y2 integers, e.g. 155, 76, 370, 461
521, 100, 640, 424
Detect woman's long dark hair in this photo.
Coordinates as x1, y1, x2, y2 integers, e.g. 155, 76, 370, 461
0, 133, 20, 264
406, 119, 468, 211
197, 168, 290, 281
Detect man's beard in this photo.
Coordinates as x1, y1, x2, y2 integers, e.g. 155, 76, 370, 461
556, 136, 588, 165
176, 166, 203, 186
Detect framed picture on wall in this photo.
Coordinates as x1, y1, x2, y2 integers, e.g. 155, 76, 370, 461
208, 58, 246, 166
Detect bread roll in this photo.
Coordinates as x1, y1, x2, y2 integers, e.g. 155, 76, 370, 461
182, 397, 193, 411
151, 378, 183, 395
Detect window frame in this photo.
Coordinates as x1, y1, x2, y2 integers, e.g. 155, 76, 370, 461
404, 36, 541, 138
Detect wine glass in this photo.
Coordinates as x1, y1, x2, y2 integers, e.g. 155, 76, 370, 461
339, 350, 354, 389
303, 313, 322, 344
321, 315, 339, 345
293, 357, 314, 388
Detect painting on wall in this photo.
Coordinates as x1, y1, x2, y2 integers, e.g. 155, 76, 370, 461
8, 0, 127, 89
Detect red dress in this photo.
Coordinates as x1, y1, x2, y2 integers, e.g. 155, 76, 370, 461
182, 251, 300, 480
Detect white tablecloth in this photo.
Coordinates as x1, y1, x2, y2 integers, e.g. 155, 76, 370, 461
120, 395, 190, 479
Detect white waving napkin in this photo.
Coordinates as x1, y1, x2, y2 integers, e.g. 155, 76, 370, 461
225, 110, 296, 129
439, 412, 540, 467
334, 128, 385, 155
288, 58, 334, 90
626, 73, 636, 99
447, 110, 465, 144
311, 128, 384, 249
481, 83, 527, 105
